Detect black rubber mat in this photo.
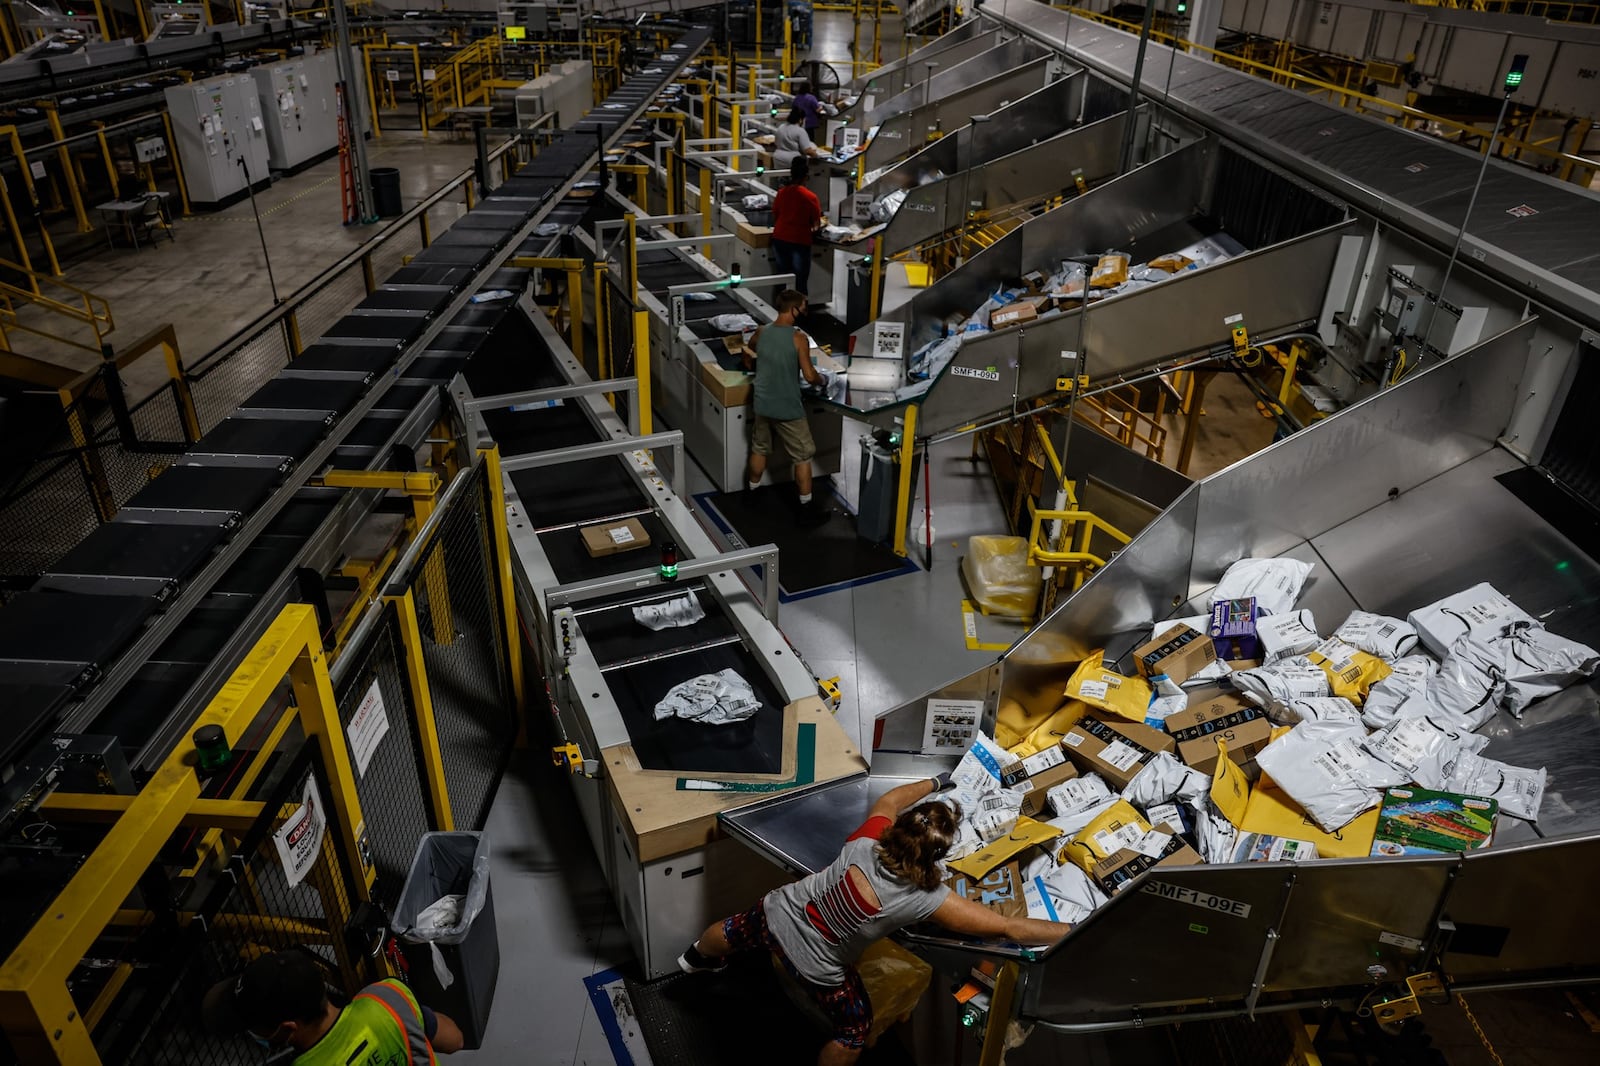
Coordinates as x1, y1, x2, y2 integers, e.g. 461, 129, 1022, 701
603, 641, 786, 775
284, 342, 397, 377
357, 288, 452, 313
0, 680, 76, 764
481, 403, 603, 456
575, 582, 736, 667
699, 481, 917, 598
241, 376, 364, 416
623, 955, 916, 1066
43, 520, 228, 585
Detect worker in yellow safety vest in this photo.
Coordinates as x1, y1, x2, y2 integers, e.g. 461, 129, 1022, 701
204, 948, 464, 1062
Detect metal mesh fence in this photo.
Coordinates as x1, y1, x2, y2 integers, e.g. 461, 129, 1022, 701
189, 327, 295, 436
104, 749, 366, 1066
335, 601, 436, 909
0, 453, 101, 580
406, 464, 515, 832
604, 274, 637, 428
292, 268, 370, 350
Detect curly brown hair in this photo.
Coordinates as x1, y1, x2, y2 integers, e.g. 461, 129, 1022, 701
876, 801, 961, 891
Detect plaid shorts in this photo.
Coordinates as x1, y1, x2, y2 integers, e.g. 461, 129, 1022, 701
722, 901, 873, 1050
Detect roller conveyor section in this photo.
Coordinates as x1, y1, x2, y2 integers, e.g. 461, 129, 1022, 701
0, 24, 718, 770
832, 138, 1352, 435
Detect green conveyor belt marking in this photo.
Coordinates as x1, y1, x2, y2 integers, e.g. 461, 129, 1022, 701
675, 723, 816, 793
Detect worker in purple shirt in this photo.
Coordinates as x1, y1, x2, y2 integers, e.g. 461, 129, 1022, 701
792, 80, 823, 141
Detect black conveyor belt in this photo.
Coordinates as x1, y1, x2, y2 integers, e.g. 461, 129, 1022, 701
536, 511, 677, 585
0, 590, 157, 678
604, 643, 788, 775
190, 418, 326, 465
575, 584, 736, 667
510, 458, 648, 530
122, 465, 282, 516
40, 521, 229, 597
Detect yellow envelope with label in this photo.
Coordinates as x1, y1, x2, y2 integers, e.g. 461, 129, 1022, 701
1307, 637, 1392, 704
1063, 652, 1151, 723
1011, 699, 1090, 758
946, 816, 1063, 880
1058, 800, 1152, 873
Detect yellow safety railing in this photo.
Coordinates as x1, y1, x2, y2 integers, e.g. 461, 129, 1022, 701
0, 257, 115, 355
1025, 495, 1133, 589
1409, 0, 1599, 21
1055, 6, 1600, 187
1076, 384, 1169, 462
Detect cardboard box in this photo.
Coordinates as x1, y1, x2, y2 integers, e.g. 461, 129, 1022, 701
737, 219, 772, 248
579, 518, 651, 558
1134, 625, 1218, 683
946, 859, 1027, 920
699, 361, 752, 406
1370, 787, 1498, 857
999, 743, 1080, 816
1165, 690, 1272, 775
1062, 716, 1176, 791
1021, 269, 1047, 295
1209, 597, 1261, 660
1091, 831, 1204, 895
989, 300, 1038, 329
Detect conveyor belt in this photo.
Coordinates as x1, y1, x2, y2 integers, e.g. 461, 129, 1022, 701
574, 584, 738, 668
0, 591, 158, 683
537, 511, 676, 585
603, 643, 788, 775
0, 22, 714, 768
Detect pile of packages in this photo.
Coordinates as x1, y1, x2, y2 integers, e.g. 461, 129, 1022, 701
900, 237, 1245, 400
926, 560, 1598, 926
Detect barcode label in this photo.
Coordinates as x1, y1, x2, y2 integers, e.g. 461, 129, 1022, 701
1101, 740, 1144, 773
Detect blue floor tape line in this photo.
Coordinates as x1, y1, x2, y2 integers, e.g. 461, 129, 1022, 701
584, 967, 634, 1066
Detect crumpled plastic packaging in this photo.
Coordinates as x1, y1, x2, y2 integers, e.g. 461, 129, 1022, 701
468, 289, 515, 304
1231, 656, 1331, 714
1209, 557, 1314, 615
1454, 621, 1600, 716
534, 222, 562, 237
1335, 611, 1420, 661
1362, 655, 1437, 729
633, 591, 706, 632
1025, 862, 1107, 924
682, 291, 717, 302
933, 782, 1024, 859
653, 669, 760, 725
1275, 697, 1363, 726
813, 365, 849, 403
1144, 675, 1188, 729
742, 193, 772, 211
709, 313, 759, 333
1120, 752, 1208, 810
908, 333, 963, 380
1254, 719, 1407, 832
1443, 753, 1547, 820
398, 847, 491, 991
1362, 715, 1491, 791
1188, 797, 1240, 865
1257, 610, 1320, 663
870, 187, 908, 222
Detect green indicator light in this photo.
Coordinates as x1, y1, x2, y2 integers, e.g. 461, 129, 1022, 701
1504, 54, 1528, 93
659, 542, 680, 580
1556, 560, 1571, 571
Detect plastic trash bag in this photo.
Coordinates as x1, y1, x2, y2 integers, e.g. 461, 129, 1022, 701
1210, 557, 1314, 615
633, 591, 706, 632
961, 535, 1039, 619
397, 850, 492, 991
1335, 611, 1420, 661
653, 669, 760, 725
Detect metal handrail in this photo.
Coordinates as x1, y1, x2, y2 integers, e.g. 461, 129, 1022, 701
0, 256, 114, 353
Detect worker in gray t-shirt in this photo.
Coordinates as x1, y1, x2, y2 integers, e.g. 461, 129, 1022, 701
677, 777, 1072, 1064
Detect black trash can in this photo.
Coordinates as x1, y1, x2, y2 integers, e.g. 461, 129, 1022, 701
370, 167, 403, 218
392, 832, 498, 1049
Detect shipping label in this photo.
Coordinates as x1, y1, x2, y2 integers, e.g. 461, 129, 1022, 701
1100, 740, 1144, 773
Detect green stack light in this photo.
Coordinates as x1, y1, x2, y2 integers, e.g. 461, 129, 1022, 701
1504, 54, 1528, 93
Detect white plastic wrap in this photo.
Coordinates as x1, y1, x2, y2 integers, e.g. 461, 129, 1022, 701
1120, 752, 1208, 809
1253, 719, 1407, 832
1276, 697, 1362, 726
1257, 611, 1320, 663
653, 670, 761, 725
1335, 611, 1419, 661
741, 193, 772, 211
1456, 621, 1600, 716
1362, 655, 1438, 729
870, 187, 908, 222
1362, 715, 1491, 790
1144, 676, 1188, 728
709, 313, 759, 333
961, 535, 1040, 619
936, 783, 1025, 859
1444, 753, 1547, 820
908, 333, 963, 380
951, 733, 1015, 790
1209, 557, 1314, 615
1231, 657, 1331, 713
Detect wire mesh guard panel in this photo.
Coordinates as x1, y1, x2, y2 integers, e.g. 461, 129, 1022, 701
188, 327, 295, 436
407, 465, 514, 832
337, 602, 436, 908
111, 758, 361, 1066
604, 274, 636, 428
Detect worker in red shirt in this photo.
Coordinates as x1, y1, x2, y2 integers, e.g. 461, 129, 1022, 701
770, 156, 823, 298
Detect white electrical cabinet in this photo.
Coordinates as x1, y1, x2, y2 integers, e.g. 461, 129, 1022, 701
251, 51, 340, 172
513, 60, 594, 131
164, 74, 271, 205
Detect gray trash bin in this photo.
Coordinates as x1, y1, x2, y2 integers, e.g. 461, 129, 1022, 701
857, 434, 919, 546
370, 167, 403, 217
392, 832, 499, 1049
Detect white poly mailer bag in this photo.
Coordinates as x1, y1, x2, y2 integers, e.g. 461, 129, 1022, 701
1456, 621, 1600, 716
1362, 655, 1438, 729
1424, 649, 1505, 730
709, 313, 759, 333
1188, 797, 1239, 865
633, 591, 707, 632
1257, 611, 1321, 663
1254, 720, 1406, 832
936, 783, 1025, 859
1028, 862, 1107, 924
1231, 657, 1331, 714
1444, 753, 1547, 821
951, 733, 1017, 790
1335, 611, 1419, 661
1045, 774, 1115, 820
1362, 715, 1491, 790
1209, 557, 1314, 615
1408, 583, 1533, 658
1277, 697, 1363, 726
653, 669, 761, 725
1121, 752, 1208, 809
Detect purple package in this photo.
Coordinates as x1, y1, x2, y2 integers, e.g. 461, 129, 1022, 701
1209, 597, 1261, 660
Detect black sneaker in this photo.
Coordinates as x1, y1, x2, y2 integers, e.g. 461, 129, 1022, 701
677, 943, 727, 975
796, 500, 832, 529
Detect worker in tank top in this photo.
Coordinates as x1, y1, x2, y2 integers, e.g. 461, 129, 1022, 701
203, 948, 464, 1062
743, 288, 828, 524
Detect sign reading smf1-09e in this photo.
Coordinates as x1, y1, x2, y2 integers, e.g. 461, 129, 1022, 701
1141, 880, 1253, 918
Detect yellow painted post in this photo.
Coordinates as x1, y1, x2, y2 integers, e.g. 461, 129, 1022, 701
480, 446, 527, 726
43, 108, 90, 234
700, 166, 713, 259
625, 211, 639, 302
389, 589, 455, 831
60, 389, 115, 521
891, 404, 918, 558
868, 235, 884, 321
594, 264, 611, 387
732, 102, 742, 153
8, 128, 61, 276
634, 309, 653, 435
162, 339, 202, 442
364, 46, 383, 139
569, 266, 585, 370
93, 123, 118, 201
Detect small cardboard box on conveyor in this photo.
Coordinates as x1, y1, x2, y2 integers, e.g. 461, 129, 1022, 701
579, 517, 651, 558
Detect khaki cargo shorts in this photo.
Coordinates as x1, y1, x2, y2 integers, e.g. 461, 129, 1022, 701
751, 415, 816, 463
